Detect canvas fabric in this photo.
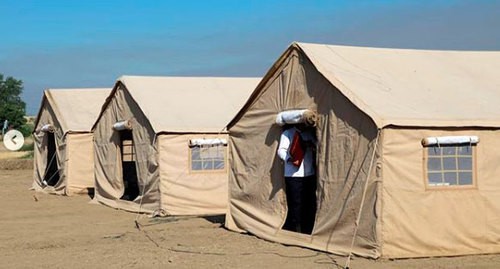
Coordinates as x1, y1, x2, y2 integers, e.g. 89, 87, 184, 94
226, 42, 500, 259
93, 77, 258, 215
32, 103, 67, 195
158, 134, 228, 215
93, 85, 160, 213
65, 133, 95, 195
32, 88, 110, 195
114, 76, 260, 133
226, 49, 381, 258
34, 89, 111, 134
381, 128, 500, 258
297, 43, 500, 128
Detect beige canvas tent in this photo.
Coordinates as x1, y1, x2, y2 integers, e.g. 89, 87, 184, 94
225, 42, 500, 259
92, 76, 259, 216
32, 88, 111, 196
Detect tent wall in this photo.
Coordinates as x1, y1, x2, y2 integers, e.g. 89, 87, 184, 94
65, 133, 95, 195
226, 49, 381, 258
381, 127, 500, 258
94, 84, 159, 213
32, 100, 68, 195
157, 134, 228, 215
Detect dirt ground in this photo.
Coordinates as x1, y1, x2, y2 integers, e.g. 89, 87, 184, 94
0, 141, 33, 169
1, 169, 499, 268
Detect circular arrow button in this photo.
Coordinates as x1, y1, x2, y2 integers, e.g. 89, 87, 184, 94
3, 129, 25, 151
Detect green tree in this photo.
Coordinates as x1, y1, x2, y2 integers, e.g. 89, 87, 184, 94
0, 73, 26, 129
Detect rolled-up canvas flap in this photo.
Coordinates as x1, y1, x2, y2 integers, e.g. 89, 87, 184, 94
422, 135, 479, 146
275, 109, 317, 126
189, 138, 227, 147
40, 124, 54, 133
113, 120, 132, 131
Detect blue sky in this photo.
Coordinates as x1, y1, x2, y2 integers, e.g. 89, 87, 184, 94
1, 0, 499, 114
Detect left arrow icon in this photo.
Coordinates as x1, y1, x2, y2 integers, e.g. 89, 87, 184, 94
3, 130, 24, 151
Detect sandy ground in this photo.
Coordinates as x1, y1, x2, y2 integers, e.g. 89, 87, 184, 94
1, 169, 500, 269
0, 151, 26, 159
0, 141, 33, 169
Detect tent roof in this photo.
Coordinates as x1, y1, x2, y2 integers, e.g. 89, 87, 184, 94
115, 76, 260, 133
294, 42, 500, 128
35, 88, 111, 134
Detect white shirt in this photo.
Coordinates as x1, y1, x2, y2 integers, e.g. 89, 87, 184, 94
277, 127, 316, 177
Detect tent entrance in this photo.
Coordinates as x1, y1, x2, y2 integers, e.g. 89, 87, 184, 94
282, 126, 317, 235
43, 132, 60, 186
119, 130, 139, 201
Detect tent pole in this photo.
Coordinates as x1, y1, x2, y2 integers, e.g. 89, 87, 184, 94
344, 129, 380, 269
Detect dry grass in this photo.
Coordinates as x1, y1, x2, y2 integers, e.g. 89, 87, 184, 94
0, 136, 33, 159
0, 151, 26, 160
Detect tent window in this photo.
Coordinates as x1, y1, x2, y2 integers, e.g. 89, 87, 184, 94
190, 144, 226, 172
425, 145, 475, 187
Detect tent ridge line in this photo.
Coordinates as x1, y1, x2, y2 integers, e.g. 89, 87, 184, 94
296, 43, 385, 128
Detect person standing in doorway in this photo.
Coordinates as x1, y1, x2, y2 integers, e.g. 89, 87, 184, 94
277, 124, 317, 234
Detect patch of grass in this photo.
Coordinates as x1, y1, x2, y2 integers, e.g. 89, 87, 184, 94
20, 142, 34, 151
9, 137, 34, 159
20, 151, 34, 159
19, 123, 35, 137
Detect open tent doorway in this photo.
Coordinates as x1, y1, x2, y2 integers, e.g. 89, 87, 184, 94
279, 122, 318, 235
43, 132, 60, 186
119, 129, 139, 201
92, 76, 260, 215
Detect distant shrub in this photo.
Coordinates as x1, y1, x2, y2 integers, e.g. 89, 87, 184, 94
18, 122, 34, 137
20, 142, 34, 151
21, 151, 34, 159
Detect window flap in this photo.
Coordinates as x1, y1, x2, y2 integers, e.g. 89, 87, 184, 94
422, 136, 479, 147
189, 138, 227, 147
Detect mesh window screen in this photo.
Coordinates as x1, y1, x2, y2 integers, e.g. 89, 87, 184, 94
190, 144, 226, 171
426, 145, 474, 186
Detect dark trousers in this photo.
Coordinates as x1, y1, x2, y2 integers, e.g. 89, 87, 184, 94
283, 175, 317, 234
